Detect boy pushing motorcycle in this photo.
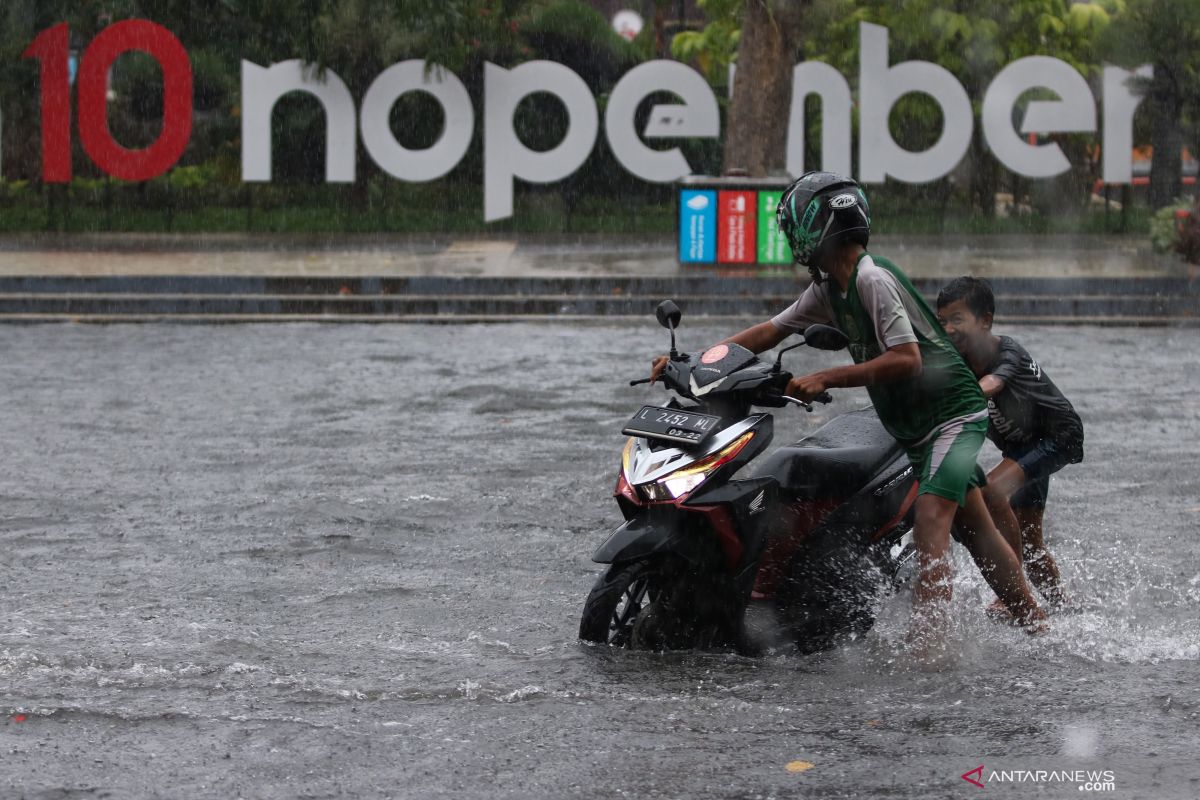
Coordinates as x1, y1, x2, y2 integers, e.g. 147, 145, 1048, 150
651, 172, 1048, 645
937, 276, 1082, 609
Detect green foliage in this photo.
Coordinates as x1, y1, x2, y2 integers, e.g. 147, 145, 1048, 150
522, 1, 639, 88
1101, 0, 1200, 68
816, 0, 1108, 89
1149, 199, 1191, 252
0, 0, 1180, 234
1101, 0, 1200, 116
671, 0, 741, 85
0, 180, 677, 234
165, 164, 215, 190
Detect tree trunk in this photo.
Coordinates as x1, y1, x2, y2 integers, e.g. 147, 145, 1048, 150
968, 125, 998, 217
653, 1, 667, 58
723, 0, 804, 176
1149, 82, 1184, 209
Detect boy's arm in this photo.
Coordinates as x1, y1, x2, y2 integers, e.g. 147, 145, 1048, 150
979, 374, 1006, 397
720, 320, 790, 354
720, 283, 833, 355
980, 339, 1024, 398
788, 343, 921, 398
650, 286, 827, 382
786, 267, 922, 399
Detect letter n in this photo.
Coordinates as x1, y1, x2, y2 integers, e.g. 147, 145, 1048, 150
241, 60, 356, 183
786, 61, 851, 177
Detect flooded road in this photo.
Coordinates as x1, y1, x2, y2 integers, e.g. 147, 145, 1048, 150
2, 321, 1198, 799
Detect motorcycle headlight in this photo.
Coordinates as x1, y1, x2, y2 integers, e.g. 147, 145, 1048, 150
639, 432, 754, 501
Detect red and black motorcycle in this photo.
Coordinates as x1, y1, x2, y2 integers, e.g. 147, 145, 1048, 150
579, 301, 919, 653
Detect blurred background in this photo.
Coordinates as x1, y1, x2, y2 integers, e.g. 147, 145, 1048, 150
0, 0, 1197, 251
2, 8, 1197, 795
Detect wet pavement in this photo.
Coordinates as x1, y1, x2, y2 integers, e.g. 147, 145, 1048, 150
1, 321, 1198, 799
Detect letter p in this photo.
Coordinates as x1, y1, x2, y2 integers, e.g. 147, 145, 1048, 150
484, 61, 598, 222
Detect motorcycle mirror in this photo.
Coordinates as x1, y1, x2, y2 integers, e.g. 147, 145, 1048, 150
655, 300, 682, 330
803, 324, 849, 351
771, 339, 807, 373
656, 300, 682, 359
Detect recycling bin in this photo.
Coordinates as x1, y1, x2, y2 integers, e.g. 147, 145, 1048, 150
677, 175, 794, 266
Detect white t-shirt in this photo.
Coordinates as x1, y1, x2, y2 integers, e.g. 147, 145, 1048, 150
769, 255, 937, 349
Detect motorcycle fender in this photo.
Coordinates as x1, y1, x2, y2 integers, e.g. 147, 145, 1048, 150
591, 511, 705, 566
684, 476, 777, 587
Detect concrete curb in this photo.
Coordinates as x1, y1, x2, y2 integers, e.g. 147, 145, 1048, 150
0, 273, 1193, 324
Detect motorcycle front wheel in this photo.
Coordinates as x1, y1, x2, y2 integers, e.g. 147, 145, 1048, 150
578, 560, 666, 647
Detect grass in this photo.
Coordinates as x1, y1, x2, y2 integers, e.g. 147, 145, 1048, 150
0, 187, 674, 236
0, 183, 1151, 237
874, 206, 1154, 237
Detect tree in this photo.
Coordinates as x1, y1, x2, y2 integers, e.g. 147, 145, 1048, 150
721, 0, 805, 176
673, 0, 807, 175
671, 0, 740, 86
816, 0, 1111, 215
674, 0, 1113, 195
1102, 0, 1200, 208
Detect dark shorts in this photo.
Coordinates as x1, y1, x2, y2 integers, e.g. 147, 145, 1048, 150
1002, 438, 1073, 509
1010, 475, 1050, 509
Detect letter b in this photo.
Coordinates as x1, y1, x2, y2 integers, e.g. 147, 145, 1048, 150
858, 22, 972, 183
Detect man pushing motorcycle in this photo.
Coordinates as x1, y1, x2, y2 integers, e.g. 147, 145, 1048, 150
651, 171, 1047, 644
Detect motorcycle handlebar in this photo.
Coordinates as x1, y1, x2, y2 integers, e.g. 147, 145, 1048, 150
630, 378, 831, 405
782, 391, 833, 412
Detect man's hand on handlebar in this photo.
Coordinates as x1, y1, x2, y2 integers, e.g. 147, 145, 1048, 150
649, 354, 669, 384
786, 372, 830, 403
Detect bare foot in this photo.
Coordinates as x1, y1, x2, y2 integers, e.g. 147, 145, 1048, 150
1023, 618, 1050, 636
987, 597, 1050, 632
904, 628, 953, 670
985, 598, 1012, 621
1016, 605, 1050, 635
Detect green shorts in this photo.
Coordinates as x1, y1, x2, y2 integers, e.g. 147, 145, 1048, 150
906, 414, 988, 507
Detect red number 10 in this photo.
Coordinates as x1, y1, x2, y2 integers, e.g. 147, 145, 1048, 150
23, 20, 193, 182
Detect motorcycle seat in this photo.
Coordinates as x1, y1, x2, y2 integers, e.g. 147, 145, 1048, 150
756, 407, 906, 499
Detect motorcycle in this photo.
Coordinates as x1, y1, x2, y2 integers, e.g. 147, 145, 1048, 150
578, 300, 920, 654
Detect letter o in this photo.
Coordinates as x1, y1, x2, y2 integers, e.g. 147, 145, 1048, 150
361, 61, 474, 182
77, 20, 193, 181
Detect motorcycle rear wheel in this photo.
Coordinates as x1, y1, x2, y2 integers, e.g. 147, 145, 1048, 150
783, 544, 881, 654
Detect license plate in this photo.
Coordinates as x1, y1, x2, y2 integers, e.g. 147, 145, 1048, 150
623, 406, 721, 446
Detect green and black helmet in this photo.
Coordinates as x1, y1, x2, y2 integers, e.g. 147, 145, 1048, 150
776, 171, 871, 278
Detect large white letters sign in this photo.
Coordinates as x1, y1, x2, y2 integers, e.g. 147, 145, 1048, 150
1102, 65, 1152, 184
858, 22, 973, 183
242, 60, 356, 183
983, 56, 1096, 178
239, 22, 1153, 220
787, 61, 852, 177
605, 60, 719, 182
483, 61, 598, 222
360, 61, 474, 182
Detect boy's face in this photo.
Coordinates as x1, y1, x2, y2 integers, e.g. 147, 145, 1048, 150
937, 299, 991, 353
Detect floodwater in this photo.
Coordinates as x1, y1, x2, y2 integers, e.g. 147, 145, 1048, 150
1, 321, 1198, 799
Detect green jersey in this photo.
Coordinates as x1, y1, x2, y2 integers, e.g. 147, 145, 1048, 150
770, 252, 985, 446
